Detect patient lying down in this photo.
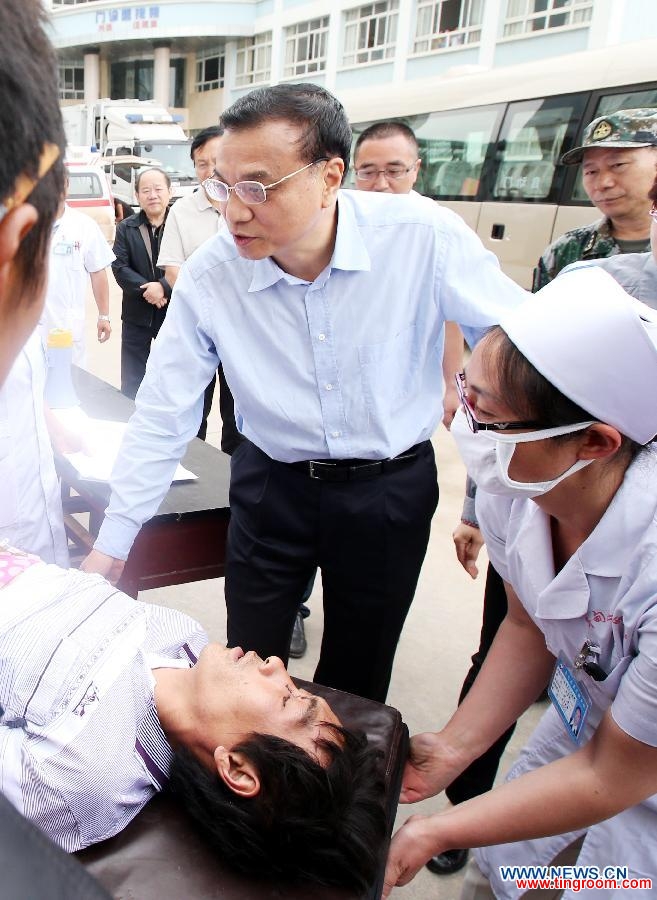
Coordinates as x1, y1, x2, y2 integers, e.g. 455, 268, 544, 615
0, 555, 386, 891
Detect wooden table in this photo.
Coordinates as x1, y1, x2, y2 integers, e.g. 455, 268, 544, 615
57, 368, 231, 598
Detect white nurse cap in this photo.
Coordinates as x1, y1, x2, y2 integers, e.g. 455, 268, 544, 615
499, 266, 657, 445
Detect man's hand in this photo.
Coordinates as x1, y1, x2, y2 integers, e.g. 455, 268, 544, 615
97, 318, 112, 343
80, 549, 125, 586
400, 731, 461, 804
453, 522, 484, 579
442, 381, 459, 429
382, 815, 440, 899
140, 281, 167, 307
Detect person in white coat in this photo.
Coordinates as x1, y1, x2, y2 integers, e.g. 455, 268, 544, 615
0, 330, 69, 566
383, 267, 657, 899
40, 197, 115, 367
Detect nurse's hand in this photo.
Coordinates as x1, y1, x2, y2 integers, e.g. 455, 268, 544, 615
382, 815, 440, 898
400, 731, 462, 803
80, 549, 125, 586
453, 522, 484, 579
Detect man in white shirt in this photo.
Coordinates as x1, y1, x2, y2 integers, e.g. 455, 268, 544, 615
158, 125, 240, 446
83, 83, 526, 704
41, 187, 115, 367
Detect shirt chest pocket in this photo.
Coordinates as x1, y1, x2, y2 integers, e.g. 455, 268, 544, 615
24, 636, 91, 727
358, 323, 420, 411
54, 241, 83, 272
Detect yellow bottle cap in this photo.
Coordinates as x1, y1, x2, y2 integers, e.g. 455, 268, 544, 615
47, 328, 73, 348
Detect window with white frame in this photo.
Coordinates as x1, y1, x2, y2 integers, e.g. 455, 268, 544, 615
235, 32, 272, 87
414, 0, 483, 53
342, 1, 399, 67
58, 63, 84, 100
503, 0, 593, 37
284, 17, 329, 77
196, 49, 225, 92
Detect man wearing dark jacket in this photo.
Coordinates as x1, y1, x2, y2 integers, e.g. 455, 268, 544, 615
113, 167, 172, 398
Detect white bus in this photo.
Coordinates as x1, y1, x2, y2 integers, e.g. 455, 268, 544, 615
340, 39, 657, 288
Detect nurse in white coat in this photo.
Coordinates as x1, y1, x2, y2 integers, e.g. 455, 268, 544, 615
383, 267, 657, 899
0, 330, 69, 566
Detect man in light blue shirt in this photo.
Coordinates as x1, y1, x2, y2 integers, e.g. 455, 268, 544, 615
83, 83, 526, 702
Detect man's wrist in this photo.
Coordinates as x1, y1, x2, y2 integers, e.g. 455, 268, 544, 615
98, 314, 110, 321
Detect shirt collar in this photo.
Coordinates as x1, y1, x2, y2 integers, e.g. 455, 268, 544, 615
247, 191, 371, 293
194, 189, 214, 213
135, 702, 174, 789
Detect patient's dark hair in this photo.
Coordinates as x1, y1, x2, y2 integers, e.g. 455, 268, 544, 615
169, 726, 386, 891
0, 0, 66, 296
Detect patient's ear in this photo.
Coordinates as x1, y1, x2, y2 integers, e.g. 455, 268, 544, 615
0, 205, 38, 296
214, 746, 261, 798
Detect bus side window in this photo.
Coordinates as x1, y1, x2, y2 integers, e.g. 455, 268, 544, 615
492, 97, 585, 202
411, 104, 504, 200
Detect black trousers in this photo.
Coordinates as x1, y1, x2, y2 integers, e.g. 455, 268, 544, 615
120, 319, 163, 400
445, 562, 515, 805
225, 439, 439, 702
217, 364, 244, 455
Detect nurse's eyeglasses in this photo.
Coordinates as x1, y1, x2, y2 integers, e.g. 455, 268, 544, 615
455, 372, 542, 433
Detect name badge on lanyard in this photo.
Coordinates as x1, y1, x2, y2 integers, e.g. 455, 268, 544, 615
548, 651, 593, 745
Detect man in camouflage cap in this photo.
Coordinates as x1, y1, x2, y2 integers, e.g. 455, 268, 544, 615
533, 108, 657, 290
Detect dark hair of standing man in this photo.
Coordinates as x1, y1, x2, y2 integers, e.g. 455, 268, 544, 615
354, 121, 419, 158
219, 83, 352, 180
190, 125, 224, 160
0, 0, 66, 296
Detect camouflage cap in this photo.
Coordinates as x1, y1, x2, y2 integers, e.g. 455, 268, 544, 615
561, 107, 657, 165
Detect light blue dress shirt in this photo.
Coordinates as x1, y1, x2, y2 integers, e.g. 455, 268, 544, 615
96, 189, 527, 559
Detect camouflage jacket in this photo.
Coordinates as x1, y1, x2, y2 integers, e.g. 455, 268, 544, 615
532, 217, 620, 291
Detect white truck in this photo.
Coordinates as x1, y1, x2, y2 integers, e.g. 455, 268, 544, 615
62, 99, 197, 207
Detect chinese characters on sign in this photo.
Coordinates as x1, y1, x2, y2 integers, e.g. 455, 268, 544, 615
96, 6, 160, 33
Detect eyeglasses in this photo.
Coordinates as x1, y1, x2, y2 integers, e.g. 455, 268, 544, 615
354, 163, 417, 183
202, 158, 328, 205
0, 142, 60, 224
455, 373, 542, 434
649, 202, 657, 222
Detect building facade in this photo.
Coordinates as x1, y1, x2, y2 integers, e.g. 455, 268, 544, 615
49, 0, 657, 132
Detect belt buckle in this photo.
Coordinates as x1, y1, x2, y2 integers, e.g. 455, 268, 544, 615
308, 461, 320, 480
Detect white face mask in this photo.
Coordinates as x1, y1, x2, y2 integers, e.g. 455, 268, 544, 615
451, 407, 597, 499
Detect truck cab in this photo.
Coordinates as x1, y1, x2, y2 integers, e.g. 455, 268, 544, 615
62, 100, 196, 208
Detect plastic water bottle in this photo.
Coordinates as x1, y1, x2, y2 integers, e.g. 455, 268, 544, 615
45, 328, 79, 408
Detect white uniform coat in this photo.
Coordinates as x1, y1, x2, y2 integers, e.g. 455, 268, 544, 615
0, 332, 69, 566
40, 206, 115, 366
475, 449, 657, 898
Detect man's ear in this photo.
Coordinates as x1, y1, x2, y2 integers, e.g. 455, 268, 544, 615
214, 746, 261, 798
0, 204, 38, 295
321, 157, 345, 207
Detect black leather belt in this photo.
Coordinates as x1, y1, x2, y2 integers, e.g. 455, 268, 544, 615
287, 444, 423, 482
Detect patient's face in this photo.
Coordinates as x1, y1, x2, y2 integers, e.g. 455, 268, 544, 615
196, 645, 341, 762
